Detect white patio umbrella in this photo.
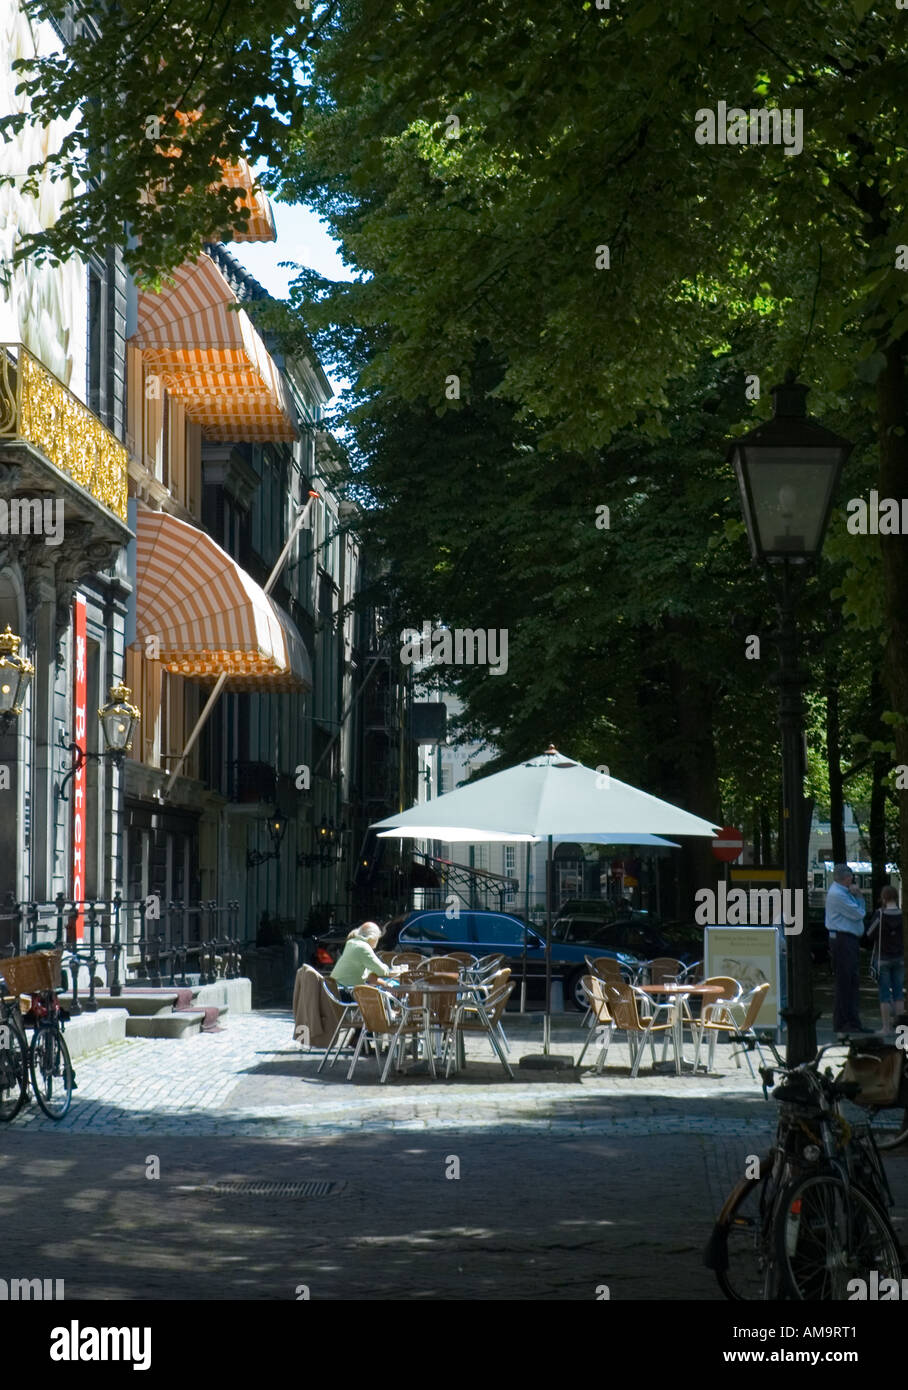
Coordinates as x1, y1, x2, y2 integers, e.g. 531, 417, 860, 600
372, 746, 718, 1061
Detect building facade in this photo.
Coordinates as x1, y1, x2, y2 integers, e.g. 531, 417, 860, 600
0, 5, 414, 967
0, 0, 130, 946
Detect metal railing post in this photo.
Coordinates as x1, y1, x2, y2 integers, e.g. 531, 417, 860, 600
166, 902, 176, 987
54, 891, 66, 947
84, 902, 99, 1011
135, 896, 148, 982
110, 891, 123, 996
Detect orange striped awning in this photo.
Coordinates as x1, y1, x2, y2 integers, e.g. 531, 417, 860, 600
134, 507, 312, 690
216, 158, 276, 243
132, 256, 297, 442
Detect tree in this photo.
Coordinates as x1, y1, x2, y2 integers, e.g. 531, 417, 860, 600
0, 0, 327, 281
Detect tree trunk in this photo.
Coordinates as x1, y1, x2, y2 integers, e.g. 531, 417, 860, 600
760, 805, 774, 865
826, 655, 847, 864
874, 339, 908, 999
661, 636, 721, 920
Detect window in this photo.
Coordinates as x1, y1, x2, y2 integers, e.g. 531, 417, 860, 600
504, 845, 516, 903
472, 913, 524, 946
401, 913, 466, 944
87, 268, 105, 418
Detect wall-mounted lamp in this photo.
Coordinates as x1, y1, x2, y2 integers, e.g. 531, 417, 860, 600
0, 626, 35, 730
297, 818, 348, 867
59, 682, 140, 799
248, 807, 288, 868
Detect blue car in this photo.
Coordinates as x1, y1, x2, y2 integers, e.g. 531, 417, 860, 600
396, 908, 640, 1010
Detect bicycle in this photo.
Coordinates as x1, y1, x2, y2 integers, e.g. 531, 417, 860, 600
0, 992, 29, 1122
0, 948, 75, 1121
704, 1035, 903, 1300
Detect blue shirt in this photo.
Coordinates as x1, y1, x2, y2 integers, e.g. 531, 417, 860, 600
825, 881, 866, 939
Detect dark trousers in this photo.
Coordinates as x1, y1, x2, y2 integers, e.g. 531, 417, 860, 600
830, 933, 862, 1032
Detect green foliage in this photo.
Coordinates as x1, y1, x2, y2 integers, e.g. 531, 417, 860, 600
0, 0, 324, 282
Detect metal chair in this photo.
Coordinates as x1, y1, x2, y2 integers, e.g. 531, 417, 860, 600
349, 985, 436, 1083
472, 954, 508, 978
603, 979, 677, 1078
645, 957, 684, 985
577, 975, 614, 1072
444, 981, 515, 1079
446, 952, 479, 969
686, 975, 741, 1068
696, 982, 770, 1075
317, 978, 362, 1074
426, 955, 468, 976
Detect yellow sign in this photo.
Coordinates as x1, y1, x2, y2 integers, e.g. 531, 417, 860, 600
704, 926, 780, 1030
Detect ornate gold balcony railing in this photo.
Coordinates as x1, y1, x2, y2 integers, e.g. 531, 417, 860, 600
0, 344, 128, 521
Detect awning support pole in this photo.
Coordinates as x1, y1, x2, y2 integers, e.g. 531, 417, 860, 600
163, 492, 320, 798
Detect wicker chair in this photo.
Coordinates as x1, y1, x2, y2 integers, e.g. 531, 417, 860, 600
446, 952, 479, 969
577, 975, 615, 1072
423, 956, 466, 975
646, 957, 684, 985
317, 978, 362, 1074
349, 985, 436, 1083
391, 952, 425, 969
695, 982, 769, 1076
444, 980, 515, 1079
603, 979, 677, 1078
588, 956, 623, 982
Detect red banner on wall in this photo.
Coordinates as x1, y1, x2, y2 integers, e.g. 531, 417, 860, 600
71, 595, 87, 941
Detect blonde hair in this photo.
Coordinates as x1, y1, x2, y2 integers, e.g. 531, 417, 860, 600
347, 921, 381, 943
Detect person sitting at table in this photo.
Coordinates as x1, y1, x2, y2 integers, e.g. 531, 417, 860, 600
329, 922, 403, 1000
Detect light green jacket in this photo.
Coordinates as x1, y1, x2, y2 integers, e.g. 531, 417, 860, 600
330, 938, 391, 988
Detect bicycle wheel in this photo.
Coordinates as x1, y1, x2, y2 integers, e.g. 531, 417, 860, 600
0, 1015, 27, 1122
709, 1172, 780, 1300
28, 1025, 73, 1120
775, 1174, 902, 1300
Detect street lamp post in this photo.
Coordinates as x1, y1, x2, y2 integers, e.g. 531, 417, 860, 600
728, 372, 852, 1065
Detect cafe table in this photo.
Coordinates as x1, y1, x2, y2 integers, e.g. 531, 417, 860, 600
393, 975, 510, 1077
635, 982, 725, 1076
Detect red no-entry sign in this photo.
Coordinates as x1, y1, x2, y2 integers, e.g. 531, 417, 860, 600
712, 826, 744, 862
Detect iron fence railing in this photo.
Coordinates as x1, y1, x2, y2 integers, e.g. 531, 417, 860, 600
0, 893, 244, 1012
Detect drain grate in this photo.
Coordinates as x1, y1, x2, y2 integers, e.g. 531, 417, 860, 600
208, 1180, 344, 1198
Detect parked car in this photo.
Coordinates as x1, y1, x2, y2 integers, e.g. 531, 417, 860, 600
394, 908, 641, 1010
552, 907, 701, 965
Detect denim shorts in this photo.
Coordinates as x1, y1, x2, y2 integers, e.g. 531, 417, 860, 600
877, 956, 905, 1004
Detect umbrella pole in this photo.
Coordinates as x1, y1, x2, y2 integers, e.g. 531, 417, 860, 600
521, 840, 530, 1013
544, 834, 552, 1053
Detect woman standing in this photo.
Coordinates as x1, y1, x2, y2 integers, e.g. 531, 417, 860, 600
867, 886, 904, 1034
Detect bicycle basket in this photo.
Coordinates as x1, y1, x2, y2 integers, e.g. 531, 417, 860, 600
839, 1047, 903, 1108
0, 949, 63, 997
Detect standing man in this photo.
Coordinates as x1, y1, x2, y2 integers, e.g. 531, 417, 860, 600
825, 864, 870, 1036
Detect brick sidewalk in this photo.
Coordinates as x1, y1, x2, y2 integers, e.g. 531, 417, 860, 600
12, 1007, 783, 1138
3, 1010, 906, 1299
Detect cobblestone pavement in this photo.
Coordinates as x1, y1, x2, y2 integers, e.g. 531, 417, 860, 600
12, 1007, 785, 1138
2, 1010, 906, 1300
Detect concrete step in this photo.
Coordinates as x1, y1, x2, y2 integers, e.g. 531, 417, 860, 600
59, 992, 178, 1018
61, 1009, 129, 1059
126, 1011, 206, 1039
